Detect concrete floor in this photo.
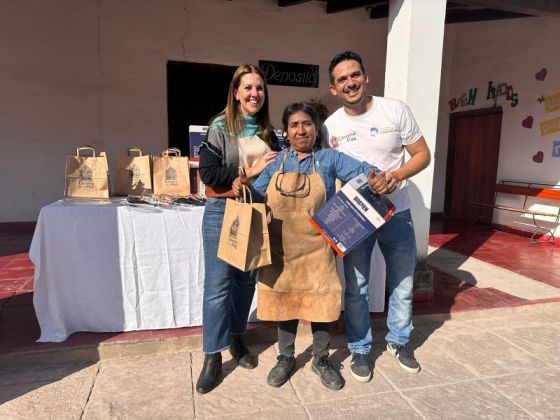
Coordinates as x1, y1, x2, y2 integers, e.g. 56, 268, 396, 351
2, 302, 559, 419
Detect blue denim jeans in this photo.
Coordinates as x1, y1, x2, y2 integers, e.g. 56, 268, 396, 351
201, 198, 256, 354
343, 209, 416, 354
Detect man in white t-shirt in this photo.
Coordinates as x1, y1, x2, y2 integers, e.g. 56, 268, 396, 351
323, 51, 431, 382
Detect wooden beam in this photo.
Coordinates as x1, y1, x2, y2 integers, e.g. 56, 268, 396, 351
278, 0, 311, 7
326, 0, 386, 14
451, 0, 560, 17
446, 8, 530, 23
369, 3, 389, 19
370, 6, 531, 22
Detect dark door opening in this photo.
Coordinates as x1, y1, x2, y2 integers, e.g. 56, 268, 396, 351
167, 61, 236, 156
444, 107, 503, 221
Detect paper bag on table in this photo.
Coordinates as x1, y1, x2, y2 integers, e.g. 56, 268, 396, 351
152, 148, 190, 196
217, 187, 271, 271
64, 146, 110, 198
114, 147, 152, 196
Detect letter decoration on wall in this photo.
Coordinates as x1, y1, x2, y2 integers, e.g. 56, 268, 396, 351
486, 80, 519, 107
448, 87, 477, 111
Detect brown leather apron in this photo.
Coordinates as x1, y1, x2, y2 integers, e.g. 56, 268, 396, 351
257, 151, 341, 322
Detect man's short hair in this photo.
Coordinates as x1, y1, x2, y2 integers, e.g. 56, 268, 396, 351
328, 51, 366, 84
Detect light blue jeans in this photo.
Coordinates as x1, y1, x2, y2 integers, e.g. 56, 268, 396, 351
343, 209, 416, 354
201, 197, 256, 354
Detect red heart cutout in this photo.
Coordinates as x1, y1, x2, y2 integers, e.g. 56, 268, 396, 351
532, 151, 544, 163
535, 68, 547, 81
522, 116, 533, 129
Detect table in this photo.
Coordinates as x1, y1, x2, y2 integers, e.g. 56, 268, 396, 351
30, 198, 212, 342
30, 199, 385, 343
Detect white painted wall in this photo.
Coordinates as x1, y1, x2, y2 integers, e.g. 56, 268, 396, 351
432, 16, 560, 236
0, 0, 388, 222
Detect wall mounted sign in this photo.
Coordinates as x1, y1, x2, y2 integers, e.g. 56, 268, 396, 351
544, 92, 560, 114
553, 141, 560, 157
540, 116, 560, 136
259, 60, 319, 88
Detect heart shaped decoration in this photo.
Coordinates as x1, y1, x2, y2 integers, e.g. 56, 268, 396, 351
532, 151, 544, 163
535, 68, 547, 81
522, 116, 533, 129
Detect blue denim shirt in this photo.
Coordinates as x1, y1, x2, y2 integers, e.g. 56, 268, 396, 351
251, 146, 378, 202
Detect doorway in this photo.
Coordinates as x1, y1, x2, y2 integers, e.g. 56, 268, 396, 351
167, 61, 237, 156
444, 107, 503, 221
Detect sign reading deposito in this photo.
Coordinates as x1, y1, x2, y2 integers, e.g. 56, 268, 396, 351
259, 60, 319, 88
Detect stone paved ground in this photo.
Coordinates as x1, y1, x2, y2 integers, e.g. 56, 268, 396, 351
2, 302, 559, 420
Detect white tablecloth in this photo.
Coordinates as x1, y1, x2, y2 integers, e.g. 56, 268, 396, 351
30, 199, 210, 342
30, 198, 385, 343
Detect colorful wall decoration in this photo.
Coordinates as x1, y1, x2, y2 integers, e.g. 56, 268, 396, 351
543, 92, 560, 114
540, 116, 560, 136
553, 141, 560, 157
486, 81, 519, 107
448, 88, 477, 111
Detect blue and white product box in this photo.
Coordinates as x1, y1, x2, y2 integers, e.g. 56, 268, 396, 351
310, 173, 396, 257
188, 125, 208, 168
274, 129, 288, 150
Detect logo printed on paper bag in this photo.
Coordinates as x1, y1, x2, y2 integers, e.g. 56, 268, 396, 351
165, 167, 177, 185
228, 216, 240, 248
129, 164, 141, 182
78, 165, 93, 188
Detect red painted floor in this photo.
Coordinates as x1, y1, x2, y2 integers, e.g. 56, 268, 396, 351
1, 219, 559, 355
430, 219, 560, 289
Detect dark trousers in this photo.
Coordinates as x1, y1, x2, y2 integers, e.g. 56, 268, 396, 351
278, 319, 331, 357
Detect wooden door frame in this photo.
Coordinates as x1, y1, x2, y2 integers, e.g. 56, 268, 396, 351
444, 106, 503, 217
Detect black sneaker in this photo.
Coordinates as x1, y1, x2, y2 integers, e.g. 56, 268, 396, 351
267, 354, 296, 387
350, 353, 372, 382
311, 355, 344, 390
387, 343, 420, 374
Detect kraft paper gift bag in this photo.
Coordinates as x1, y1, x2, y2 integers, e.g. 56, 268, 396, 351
217, 187, 271, 272
152, 148, 190, 196
64, 146, 110, 198
114, 147, 152, 196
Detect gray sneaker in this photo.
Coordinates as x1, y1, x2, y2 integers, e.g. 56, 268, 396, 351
387, 343, 420, 374
350, 353, 372, 382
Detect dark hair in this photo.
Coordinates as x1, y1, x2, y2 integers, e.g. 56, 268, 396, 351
210, 64, 275, 148
281, 102, 323, 147
328, 50, 366, 84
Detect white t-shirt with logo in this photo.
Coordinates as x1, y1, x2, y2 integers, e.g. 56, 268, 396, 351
323, 96, 422, 212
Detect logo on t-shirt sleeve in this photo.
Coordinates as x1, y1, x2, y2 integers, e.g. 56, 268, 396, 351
330, 136, 339, 148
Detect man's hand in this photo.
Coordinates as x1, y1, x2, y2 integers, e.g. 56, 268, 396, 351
368, 168, 389, 194
232, 167, 248, 197
384, 171, 401, 193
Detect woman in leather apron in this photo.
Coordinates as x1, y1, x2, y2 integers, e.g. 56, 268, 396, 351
233, 102, 387, 390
